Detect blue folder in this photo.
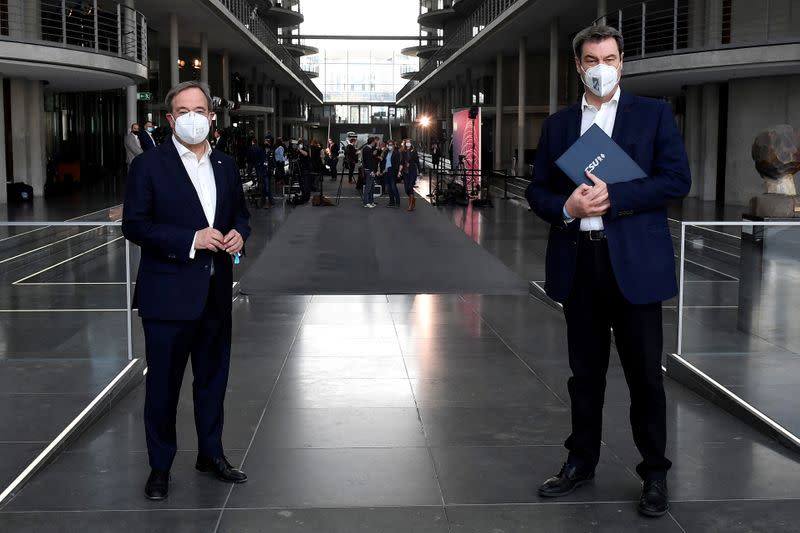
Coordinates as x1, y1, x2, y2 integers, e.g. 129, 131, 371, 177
555, 123, 647, 187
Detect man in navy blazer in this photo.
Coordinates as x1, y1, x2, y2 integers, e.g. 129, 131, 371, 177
138, 121, 157, 152
122, 81, 251, 501
526, 25, 690, 517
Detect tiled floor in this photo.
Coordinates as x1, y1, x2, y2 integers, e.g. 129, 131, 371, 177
2, 180, 800, 531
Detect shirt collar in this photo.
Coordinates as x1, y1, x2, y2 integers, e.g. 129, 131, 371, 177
581, 86, 621, 111
172, 135, 211, 161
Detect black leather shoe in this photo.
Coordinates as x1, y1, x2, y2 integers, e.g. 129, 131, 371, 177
538, 463, 595, 497
195, 455, 248, 484
144, 469, 169, 500
639, 479, 669, 517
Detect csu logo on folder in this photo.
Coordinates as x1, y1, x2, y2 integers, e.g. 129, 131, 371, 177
555, 124, 647, 187
585, 153, 606, 174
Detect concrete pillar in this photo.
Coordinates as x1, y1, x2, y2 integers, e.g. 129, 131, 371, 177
276, 87, 283, 137
549, 18, 559, 115
169, 13, 179, 87
27, 81, 45, 196
517, 37, 526, 176
221, 49, 231, 127
700, 84, 720, 200
127, 86, 138, 130
23, 0, 41, 41
0, 78, 6, 205
9, 80, 28, 183
200, 33, 209, 84
688, 0, 705, 48
270, 85, 277, 134
597, 0, 607, 23
7, 0, 24, 40
704, 0, 722, 47
494, 53, 503, 170
684, 85, 702, 198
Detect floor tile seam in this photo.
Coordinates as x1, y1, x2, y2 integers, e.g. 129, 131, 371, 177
9, 497, 800, 516
212, 296, 314, 533
388, 307, 454, 533
466, 300, 569, 407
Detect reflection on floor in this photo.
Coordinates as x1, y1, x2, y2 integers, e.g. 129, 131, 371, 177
2, 179, 800, 531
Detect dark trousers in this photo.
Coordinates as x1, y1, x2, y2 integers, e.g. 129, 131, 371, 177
384, 169, 400, 204
258, 168, 272, 204
347, 161, 356, 182
404, 168, 418, 195
142, 277, 232, 472
562, 235, 671, 481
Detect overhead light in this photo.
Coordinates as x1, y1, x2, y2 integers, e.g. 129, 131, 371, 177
192, 59, 202, 70
177, 59, 186, 68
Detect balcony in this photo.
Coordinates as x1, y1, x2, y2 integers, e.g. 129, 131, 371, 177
0, 0, 148, 90
418, 0, 460, 29
301, 62, 319, 78
400, 64, 419, 79
597, 0, 800, 93
281, 37, 319, 57
269, 0, 304, 27
401, 42, 442, 59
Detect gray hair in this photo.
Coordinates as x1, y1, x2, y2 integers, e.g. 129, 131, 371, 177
572, 24, 624, 58
164, 81, 213, 114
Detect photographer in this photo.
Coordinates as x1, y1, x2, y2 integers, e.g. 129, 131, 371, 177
345, 137, 358, 184
361, 137, 378, 208
274, 137, 286, 192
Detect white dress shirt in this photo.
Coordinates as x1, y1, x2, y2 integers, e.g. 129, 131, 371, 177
172, 136, 217, 260
573, 86, 621, 231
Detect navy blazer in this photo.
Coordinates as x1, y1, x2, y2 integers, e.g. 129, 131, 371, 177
138, 130, 156, 152
122, 137, 251, 321
526, 91, 691, 305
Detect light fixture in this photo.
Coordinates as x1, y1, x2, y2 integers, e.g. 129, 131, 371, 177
419, 115, 431, 128
192, 58, 202, 70
177, 59, 186, 68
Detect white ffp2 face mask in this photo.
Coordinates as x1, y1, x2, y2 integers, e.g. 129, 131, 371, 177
173, 112, 210, 145
581, 63, 620, 98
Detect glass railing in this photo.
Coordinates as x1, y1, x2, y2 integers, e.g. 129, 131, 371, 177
596, 0, 800, 61
0, 0, 147, 65
674, 221, 800, 446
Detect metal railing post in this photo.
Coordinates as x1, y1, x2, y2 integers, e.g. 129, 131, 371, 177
673, 0, 678, 51
641, 2, 646, 57
677, 223, 686, 355
93, 0, 99, 51
61, 0, 67, 45
503, 169, 509, 199
117, 4, 121, 56
125, 238, 133, 361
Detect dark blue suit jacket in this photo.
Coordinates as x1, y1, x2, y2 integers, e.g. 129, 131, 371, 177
122, 137, 251, 321
526, 91, 691, 305
138, 130, 156, 152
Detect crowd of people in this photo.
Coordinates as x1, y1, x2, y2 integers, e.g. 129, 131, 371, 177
126, 122, 432, 211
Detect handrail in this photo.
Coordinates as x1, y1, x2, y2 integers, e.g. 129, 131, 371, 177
595, 0, 800, 61
0, 0, 147, 66
217, 0, 322, 101
397, 0, 520, 101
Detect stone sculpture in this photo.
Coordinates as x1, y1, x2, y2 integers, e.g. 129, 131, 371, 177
749, 124, 800, 217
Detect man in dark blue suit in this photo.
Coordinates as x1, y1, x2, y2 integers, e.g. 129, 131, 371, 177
526, 25, 690, 517
138, 121, 157, 152
122, 81, 251, 501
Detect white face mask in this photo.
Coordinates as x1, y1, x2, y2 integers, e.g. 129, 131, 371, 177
405, 143, 411, 148
580, 63, 620, 98
173, 112, 210, 145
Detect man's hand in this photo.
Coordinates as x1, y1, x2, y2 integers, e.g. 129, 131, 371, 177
223, 229, 244, 254
564, 171, 611, 218
194, 227, 225, 252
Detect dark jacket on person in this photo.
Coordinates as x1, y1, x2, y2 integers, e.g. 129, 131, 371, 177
361, 143, 378, 172
381, 149, 400, 176
525, 91, 691, 306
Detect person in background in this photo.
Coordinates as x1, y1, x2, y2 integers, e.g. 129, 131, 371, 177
361, 136, 378, 208
124, 122, 143, 171
247, 137, 272, 208
274, 137, 286, 193
296, 138, 311, 203
139, 121, 158, 152
326, 138, 339, 181
212, 128, 227, 153
345, 137, 358, 184
400, 139, 420, 211
430, 141, 441, 171
309, 139, 323, 191
380, 140, 400, 208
